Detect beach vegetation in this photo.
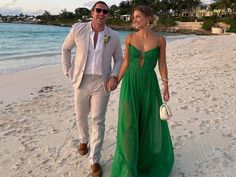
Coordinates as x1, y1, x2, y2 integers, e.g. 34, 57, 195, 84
202, 19, 215, 30
109, 5, 120, 18
74, 7, 90, 20
227, 14, 236, 32
1, 0, 236, 33
158, 16, 177, 26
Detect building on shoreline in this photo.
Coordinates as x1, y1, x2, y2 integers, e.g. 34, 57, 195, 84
120, 15, 131, 21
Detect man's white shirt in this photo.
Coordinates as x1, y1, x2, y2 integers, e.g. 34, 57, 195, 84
84, 29, 104, 75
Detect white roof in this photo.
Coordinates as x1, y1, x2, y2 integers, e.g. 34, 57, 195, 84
201, 0, 214, 5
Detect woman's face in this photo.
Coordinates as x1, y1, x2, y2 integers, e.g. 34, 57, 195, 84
132, 10, 149, 29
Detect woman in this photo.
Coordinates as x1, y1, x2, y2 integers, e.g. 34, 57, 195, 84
110, 5, 174, 177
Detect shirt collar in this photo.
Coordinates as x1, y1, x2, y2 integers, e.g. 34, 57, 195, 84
89, 22, 106, 35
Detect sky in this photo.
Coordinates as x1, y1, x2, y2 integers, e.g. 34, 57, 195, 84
0, 0, 122, 15
0, 0, 215, 16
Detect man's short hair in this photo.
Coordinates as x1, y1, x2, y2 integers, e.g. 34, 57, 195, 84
91, 1, 109, 11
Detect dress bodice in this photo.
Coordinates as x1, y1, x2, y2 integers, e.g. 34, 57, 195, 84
128, 44, 159, 72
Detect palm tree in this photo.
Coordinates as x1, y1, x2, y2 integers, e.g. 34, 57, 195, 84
212, 0, 236, 15
110, 5, 119, 18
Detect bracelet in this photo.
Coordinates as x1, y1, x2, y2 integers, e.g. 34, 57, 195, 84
162, 78, 168, 82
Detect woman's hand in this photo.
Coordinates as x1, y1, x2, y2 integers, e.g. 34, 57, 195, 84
162, 86, 170, 102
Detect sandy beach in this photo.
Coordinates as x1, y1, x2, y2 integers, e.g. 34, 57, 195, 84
1, 34, 236, 177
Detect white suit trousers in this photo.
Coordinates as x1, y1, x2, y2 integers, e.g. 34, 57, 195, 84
74, 74, 110, 164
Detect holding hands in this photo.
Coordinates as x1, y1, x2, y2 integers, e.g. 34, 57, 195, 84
106, 76, 118, 91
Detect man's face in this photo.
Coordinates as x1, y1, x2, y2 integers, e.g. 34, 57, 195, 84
91, 3, 109, 26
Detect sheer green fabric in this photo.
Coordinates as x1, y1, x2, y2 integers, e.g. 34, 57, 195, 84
110, 44, 174, 177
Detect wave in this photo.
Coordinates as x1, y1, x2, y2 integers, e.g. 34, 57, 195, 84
0, 52, 62, 62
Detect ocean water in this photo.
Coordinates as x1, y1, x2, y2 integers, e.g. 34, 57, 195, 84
0, 23, 185, 74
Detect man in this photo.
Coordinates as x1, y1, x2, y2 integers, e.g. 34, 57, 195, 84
61, 1, 123, 177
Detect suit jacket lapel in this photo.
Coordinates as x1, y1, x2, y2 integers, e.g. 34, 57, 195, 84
83, 22, 92, 60
102, 26, 109, 63
101, 26, 107, 73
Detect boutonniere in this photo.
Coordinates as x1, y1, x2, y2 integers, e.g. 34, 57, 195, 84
103, 34, 111, 45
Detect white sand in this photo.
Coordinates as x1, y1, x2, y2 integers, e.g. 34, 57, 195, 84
0, 34, 236, 177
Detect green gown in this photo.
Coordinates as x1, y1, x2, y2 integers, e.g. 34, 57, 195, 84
110, 44, 174, 177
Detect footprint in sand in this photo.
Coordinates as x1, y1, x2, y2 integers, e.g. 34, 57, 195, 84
174, 135, 188, 148
171, 91, 177, 96
186, 117, 199, 124
177, 98, 184, 104
3, 129, 17, 136
199, 120, 211, 131
170, 121, 182, 129
222, 152, 235, 168
194, 106, 200, 112
203, 108, 210, 114
179, 105, 188, 110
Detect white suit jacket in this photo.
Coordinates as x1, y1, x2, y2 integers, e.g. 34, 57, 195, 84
61, 22, 123, 89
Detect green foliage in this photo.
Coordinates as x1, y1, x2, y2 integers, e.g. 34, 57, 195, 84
4, 0, 235, 33
158, 16, 176, 26
110, 5, 119, 18
74, 7, 90, 19
211, 0, 236, 14
201, 15, 219, 31
228, 21, 236, 32
202, 15, 217, 22
118, 1, 132, 15
131, 0, 157, 7
59, 9, 76, 20
220, 17, 232, 24
175, 16, 199, 22
42, 10, 51, 17
228, 14, 236, 32
202, 19, 215, 30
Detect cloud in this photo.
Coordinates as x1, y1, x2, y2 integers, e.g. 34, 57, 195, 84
0, 6, 22, 15
82, 0, 120, 9
0, 6, 43, 16
2, 0, 18, 7
82, 1, 95, 9
201, 0, 214, 4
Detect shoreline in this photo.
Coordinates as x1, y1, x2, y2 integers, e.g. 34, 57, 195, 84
108, 24, 214, 35
1, 34, 236, 177
0, 33, 194, 76
1, 21, 214, 35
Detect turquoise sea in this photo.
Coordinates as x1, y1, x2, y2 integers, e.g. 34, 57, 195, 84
0, 23, 185, 74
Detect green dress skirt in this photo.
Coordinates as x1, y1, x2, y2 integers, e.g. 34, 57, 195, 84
110, 44, 174, 177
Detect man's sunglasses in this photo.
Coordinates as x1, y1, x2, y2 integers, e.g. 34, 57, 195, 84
95, 8, 109, 14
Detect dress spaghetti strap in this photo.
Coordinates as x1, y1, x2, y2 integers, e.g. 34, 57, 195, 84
129, 33, 133, 45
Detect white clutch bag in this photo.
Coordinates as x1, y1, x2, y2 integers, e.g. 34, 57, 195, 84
160, 103, 172, 120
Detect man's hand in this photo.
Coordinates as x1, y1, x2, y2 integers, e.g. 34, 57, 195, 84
106, 76, 118, 91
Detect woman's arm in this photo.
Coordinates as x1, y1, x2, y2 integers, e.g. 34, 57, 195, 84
117, 34, 131, 83
158, 36, 170, 102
